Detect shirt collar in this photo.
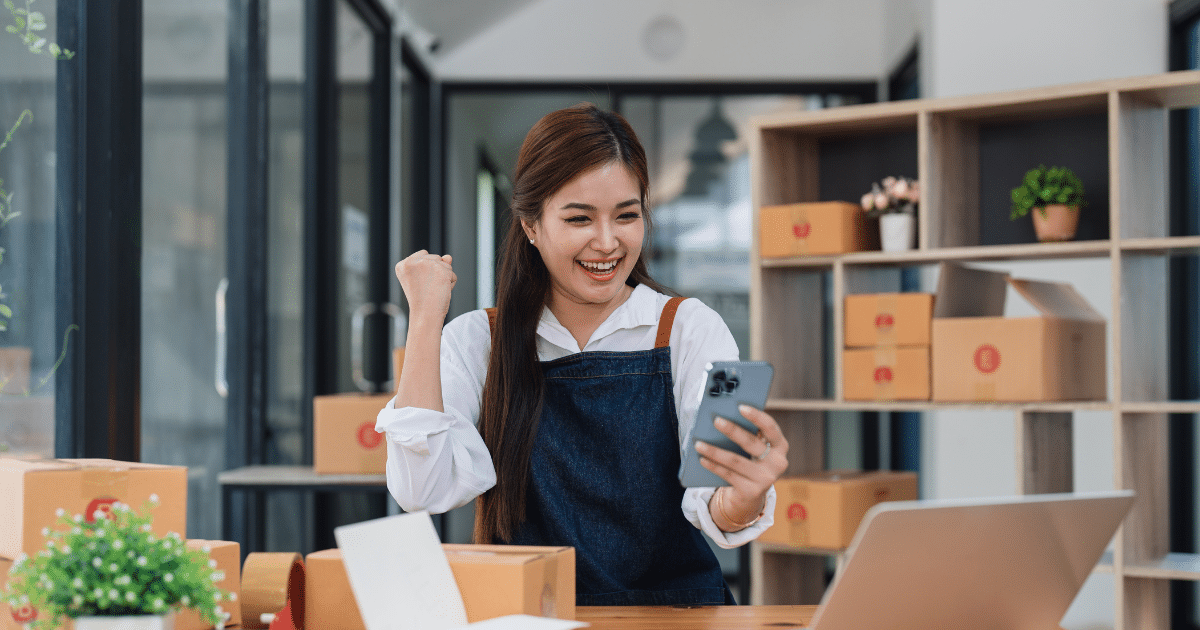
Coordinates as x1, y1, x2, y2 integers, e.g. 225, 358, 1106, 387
537, 283, 660, 352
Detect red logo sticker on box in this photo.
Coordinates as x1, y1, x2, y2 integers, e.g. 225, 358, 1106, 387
874, 313, 894, 329
792, 223, 811, 239
11, 604, 37, 623
873, 366, 893, 384
86, 496, 119, 523
973, 344, 1001, 374
357, 422, 383, 449
787, 503, 807, 521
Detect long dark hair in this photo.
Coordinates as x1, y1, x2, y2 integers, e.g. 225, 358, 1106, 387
474, 103, 672, 543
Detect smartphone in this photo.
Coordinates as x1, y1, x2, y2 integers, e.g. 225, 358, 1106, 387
678, 360, 775, 488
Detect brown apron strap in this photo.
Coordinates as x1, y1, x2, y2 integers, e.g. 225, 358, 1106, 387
485, 307, 498, 337
655, 297, 687, 349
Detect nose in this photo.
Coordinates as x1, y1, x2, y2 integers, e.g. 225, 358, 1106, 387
592, 218, 619, 253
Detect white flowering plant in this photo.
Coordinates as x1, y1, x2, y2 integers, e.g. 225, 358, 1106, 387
859, 176, 919, 218
3, 496, 232, 629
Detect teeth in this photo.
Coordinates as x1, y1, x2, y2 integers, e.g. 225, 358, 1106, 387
579, 259, 618, 272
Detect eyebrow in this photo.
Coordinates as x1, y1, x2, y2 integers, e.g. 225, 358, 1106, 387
560, 199, 642, 211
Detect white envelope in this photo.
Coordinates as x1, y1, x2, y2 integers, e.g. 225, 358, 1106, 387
334, 512, 588, 630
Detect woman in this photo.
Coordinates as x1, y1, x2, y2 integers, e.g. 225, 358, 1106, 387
377, 103, 789, 606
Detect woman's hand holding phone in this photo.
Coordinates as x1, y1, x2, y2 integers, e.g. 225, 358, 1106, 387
695, 405, 789, 530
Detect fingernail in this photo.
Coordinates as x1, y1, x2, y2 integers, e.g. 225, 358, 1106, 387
738, 404, 755, 415
695, 441, 710, 453
714, 417, 729, 429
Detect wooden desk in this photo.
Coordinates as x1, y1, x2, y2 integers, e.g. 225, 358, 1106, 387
575, 605, 815, 629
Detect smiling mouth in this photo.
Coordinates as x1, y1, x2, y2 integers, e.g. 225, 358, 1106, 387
577, 257, 622, 277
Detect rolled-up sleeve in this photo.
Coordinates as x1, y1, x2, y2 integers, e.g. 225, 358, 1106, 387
375, 311, 496, 514
682, 485, 777, 549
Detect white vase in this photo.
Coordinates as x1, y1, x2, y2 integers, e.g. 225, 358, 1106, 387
73, 612, 175, 630
879, 213, 916, 252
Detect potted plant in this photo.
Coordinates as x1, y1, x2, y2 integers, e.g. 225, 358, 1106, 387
1009, 164, 1086, 242
4, 497, 232, 630
860, 176, 919, 252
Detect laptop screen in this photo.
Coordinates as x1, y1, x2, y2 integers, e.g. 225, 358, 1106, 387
806, 491, 1134, 630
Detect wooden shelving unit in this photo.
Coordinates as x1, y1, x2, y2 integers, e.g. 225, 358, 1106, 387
746, 70, 1200, 627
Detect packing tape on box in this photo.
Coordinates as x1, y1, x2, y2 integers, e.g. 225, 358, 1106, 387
540, 552, 559, 618
242, 552, 305, 630
876, 294, 898, 346
872, 347, 898, 401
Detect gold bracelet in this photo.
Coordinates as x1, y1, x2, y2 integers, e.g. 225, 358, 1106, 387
716, 487, 764, 530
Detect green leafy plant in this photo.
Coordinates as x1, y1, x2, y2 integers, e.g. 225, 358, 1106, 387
5, 0, 75, 59
0, 0, 77, 403
1009, 164, 1086, 220
4, 498, 232, 629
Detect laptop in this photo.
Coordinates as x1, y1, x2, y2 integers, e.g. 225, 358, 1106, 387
804, 490, 1134, 630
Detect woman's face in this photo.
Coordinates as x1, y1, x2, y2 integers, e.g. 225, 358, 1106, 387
524, 162, 645, 311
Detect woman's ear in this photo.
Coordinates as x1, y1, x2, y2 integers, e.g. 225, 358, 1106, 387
520, 219, 537, 244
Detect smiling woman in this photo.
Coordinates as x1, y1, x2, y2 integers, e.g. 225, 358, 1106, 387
379, 103, 789, 607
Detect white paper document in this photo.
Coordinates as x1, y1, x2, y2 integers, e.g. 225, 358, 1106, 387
334, 512, 588, 630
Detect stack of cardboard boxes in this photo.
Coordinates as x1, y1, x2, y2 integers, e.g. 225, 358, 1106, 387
0, 458, 244, 630
843, 292, 934, 401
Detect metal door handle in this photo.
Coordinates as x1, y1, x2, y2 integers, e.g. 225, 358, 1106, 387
351, 302, 408, 392
215, 278, 229, 398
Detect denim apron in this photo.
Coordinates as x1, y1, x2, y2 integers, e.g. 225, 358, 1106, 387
489, 297, 731, 606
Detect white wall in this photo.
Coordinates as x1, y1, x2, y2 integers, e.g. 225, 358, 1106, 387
432, 0, 891, 82
925, 0, 1166, 98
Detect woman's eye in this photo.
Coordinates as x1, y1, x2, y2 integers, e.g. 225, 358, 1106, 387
565, 215, 589, 224
619, 212, 642, 221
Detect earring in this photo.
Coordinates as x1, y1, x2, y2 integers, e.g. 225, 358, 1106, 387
529, 238, 535, 245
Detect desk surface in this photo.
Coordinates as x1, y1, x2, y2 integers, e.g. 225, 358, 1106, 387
217, 465, 387, 487
574, 605, 815, 629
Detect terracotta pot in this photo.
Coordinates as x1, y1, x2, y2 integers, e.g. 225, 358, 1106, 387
1031, 203, 1080, 242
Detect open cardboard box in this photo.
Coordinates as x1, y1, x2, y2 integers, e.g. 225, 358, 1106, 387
930, 262, 1107, 402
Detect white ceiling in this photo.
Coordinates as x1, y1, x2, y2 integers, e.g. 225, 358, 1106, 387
396, 0, 544, 57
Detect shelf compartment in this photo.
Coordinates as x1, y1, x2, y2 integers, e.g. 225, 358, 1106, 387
928, 109, 1110, 249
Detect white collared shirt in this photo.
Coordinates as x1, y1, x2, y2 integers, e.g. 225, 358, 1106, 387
375, 283, 775, 548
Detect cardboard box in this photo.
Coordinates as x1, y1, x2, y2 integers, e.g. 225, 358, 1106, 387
843, 346, 930, 401
760, 202, 878, 258
845, 293, 934, 347
312, 394, 394, 475
304, 545, 574, 626
305, 549, 367, 630
930, 263, 1107, 402
177, 540, 242, 630
759, 470, 918, 550
0, 458, 188, 559
443, 544, 575, 623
